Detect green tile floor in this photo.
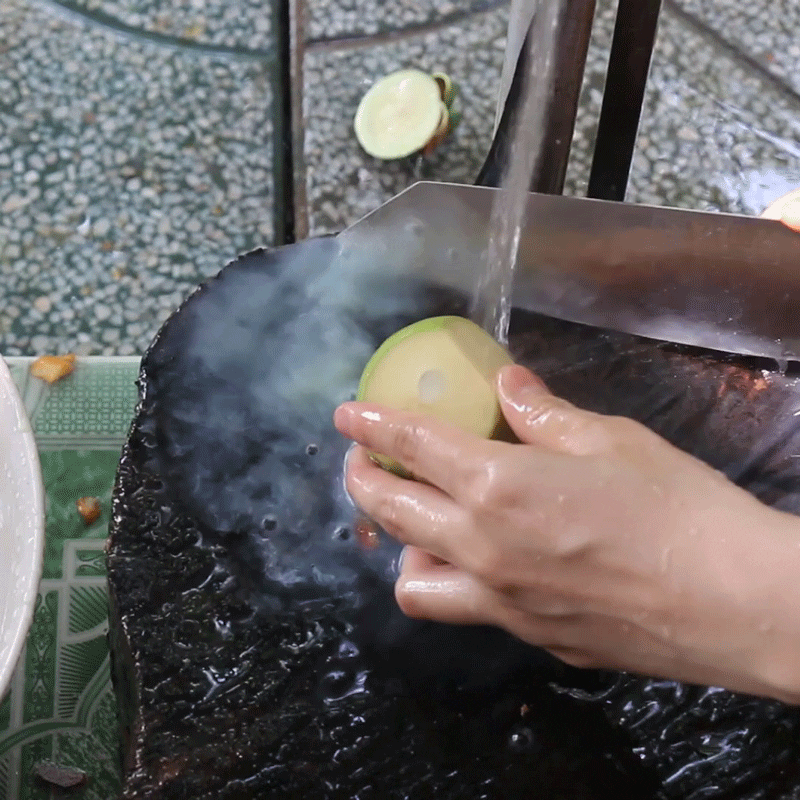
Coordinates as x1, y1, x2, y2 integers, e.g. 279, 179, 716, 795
0, 358, 140, 799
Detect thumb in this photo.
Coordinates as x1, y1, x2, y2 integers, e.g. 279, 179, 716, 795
781, 198, 800, 233
496, 365, 608, 454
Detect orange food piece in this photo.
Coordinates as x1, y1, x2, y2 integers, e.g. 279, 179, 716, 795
30, 354, 76, 384
355, 517, 381, 550
76, 497, 101, 525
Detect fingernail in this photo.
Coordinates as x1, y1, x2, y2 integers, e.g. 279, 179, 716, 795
397, 545, 408, 573
498, 364, 548, 400
333, 403, 355, 434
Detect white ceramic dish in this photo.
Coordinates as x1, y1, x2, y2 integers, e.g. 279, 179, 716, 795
0, 356, 45, 699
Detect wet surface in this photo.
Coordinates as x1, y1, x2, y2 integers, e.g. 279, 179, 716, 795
109, 237, 800, 799
5, 0, 800, 357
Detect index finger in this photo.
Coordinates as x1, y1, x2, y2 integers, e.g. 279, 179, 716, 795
334, 402, 507, 500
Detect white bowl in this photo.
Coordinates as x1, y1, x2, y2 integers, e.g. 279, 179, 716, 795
0, 356, 45, 699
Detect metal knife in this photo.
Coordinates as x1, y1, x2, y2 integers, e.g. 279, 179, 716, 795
340, 181, 800, 362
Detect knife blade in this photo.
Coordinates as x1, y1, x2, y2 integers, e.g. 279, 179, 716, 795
340, 181, 800, 362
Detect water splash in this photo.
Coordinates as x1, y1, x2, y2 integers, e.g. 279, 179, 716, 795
471, 0, 563, 345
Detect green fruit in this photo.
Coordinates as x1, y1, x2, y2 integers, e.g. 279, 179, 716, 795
357, 316, 515, 477
353, 69, 444, 160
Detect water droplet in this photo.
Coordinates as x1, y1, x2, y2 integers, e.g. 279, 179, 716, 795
508, 726, 537, 754
333, 525, 351, 541
213, 617, 233, 639
322, 669, 350, 693
263, 515, 277, 531
338, 640, 359, 659
306, 443, 319, 456
320, 668, 368, 704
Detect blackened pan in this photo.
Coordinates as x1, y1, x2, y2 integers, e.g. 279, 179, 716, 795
107, 29, 800, 800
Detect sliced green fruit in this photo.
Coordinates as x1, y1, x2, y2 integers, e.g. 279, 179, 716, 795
357, 316, 515, 477
354, 69, 443, 160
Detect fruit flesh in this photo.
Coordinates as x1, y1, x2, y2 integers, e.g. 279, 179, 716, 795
357, 316, 515, 476
354, 69, 443, 160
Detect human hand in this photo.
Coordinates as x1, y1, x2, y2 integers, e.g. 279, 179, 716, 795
762, 189, 800, 232
334, 365, 800, 703
780, 198, 800, 232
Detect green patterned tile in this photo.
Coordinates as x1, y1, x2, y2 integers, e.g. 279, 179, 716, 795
55, 721, 121, 800
22, 594, 57, 726
6, 357, 140, 450
73, 551, 107, 580
0, 358, 136, 800
39, 450, 119, 581
31, 364, 139, 439
18, 739, 52, 800
68, 587, 109, 635
57, 639, 110, 722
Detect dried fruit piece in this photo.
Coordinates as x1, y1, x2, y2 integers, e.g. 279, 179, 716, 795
76, 496, 101, 525
34, 760, 87, 789
30, 353, 76, 384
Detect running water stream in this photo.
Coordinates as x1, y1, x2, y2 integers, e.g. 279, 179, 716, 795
470, 0, 563, 345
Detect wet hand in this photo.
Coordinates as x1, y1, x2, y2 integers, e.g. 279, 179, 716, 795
780, 198, 800, 233
334, 365, 800, 703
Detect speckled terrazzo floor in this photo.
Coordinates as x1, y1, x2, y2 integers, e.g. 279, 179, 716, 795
0, 0, 275, 356
2, 0, 800, 355
301, 0, 800, 235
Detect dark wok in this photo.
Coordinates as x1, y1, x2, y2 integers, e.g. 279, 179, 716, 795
107, 38, 800, 800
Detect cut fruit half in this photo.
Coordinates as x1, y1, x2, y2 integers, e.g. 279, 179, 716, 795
354, 69, 444, 160
357, 316, 516, 477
